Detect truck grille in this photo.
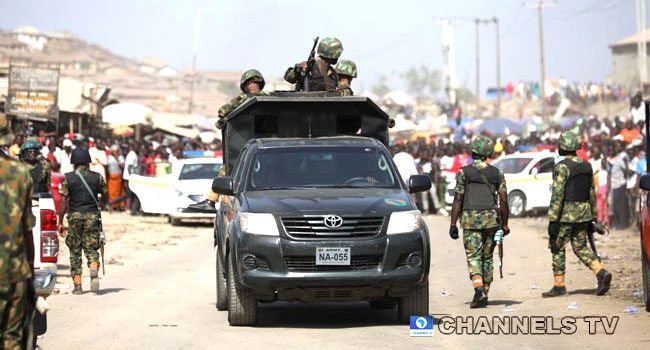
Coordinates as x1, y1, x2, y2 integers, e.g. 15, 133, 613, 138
280, 216, 384, 239
285, 255, 382, 272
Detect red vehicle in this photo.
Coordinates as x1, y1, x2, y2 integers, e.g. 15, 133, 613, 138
639, 103, 650, 312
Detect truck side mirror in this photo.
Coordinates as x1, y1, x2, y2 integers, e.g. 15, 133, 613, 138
641, 174, 650, 191
408, 174, 432, 193
212, 177, 234, 196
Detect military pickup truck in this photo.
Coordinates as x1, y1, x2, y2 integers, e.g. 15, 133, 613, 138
211, 93, 432, 326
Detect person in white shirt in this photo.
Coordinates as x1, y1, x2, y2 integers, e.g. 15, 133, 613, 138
393, 146, 418, 187
88, 138, 108, 181
55, 139, 75, 174
123, 145, 140, 215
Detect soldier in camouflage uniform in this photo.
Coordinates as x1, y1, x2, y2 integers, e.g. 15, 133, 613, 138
542, 131, 612, 297
188, 70, 265, 213
284, 37, 343, 92
449, 135, 510, 308
58, 147, 107, 294
334, 59, 357, 96
0, 112, 36, 350
19, 136, 51, 194
217, 69, 268, 119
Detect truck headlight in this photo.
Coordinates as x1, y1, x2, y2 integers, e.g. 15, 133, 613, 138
386, 210, 422, 235
239, 213, 279, 236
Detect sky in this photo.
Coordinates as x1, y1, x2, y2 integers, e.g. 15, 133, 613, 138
0, 0, 642, 95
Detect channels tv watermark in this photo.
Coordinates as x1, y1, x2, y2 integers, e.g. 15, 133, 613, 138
410, 316, 434, 337
409, 316, 620, 336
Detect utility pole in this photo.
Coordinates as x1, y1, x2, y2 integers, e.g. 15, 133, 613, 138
436, 18, 461, 105
525, 1, 556, 120
188, 8, 203, 114
493, 17, 502, 116
475, 19, 481, 106
636, 0, 647, 93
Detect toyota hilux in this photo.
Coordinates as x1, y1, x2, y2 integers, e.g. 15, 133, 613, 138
212, 94, 432, 326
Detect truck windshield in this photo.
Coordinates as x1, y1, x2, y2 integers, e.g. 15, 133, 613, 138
247, 147, 399, 190
179, 163, 222, 180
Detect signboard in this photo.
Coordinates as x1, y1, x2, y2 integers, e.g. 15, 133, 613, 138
6, 65, 60, 119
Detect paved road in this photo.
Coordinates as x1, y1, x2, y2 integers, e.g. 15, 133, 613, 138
39, 214, 650, 349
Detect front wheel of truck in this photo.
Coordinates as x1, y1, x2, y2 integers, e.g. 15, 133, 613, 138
398, 281, 429, 324
227, 253, 257, 326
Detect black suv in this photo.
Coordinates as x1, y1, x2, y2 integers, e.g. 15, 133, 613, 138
213, 136, 431, 326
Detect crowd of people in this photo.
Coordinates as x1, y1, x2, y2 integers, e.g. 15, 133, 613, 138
502, 80, 629, 105
389, 104, 647, 231
6, 131, 222, 214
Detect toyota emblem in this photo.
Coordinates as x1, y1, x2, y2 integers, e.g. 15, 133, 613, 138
323, 215, 343, 228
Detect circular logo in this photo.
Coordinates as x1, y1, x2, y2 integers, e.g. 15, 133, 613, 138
323, 215, 343, 228
415, 317, 428, 329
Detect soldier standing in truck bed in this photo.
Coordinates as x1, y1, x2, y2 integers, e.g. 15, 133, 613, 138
284, 37, 343, 92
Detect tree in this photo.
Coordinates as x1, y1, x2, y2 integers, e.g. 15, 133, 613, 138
370, 75, 391, 97
400, 65, 441, 101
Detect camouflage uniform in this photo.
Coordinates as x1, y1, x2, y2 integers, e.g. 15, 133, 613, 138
21, 137, 51, 194
218, 91, 268, 119
60, 168, 107, 276
454, 158, 507, 287
544, 131, 611, 297
334, 59, 357, 96
0, 113, 36, 350
547, 155, 598, 275
218, 69, 268, 119
285, 37, 343, 92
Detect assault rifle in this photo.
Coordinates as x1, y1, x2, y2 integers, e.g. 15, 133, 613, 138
300, 36, 319, 92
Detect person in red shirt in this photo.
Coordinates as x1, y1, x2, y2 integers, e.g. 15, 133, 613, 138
50, 162, 64, 212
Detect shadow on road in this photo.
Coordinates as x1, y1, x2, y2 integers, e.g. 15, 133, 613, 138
255, 302, 402, 328
487, 299, 523, 306
95, 287, 129, 295
568, 288, 597, 295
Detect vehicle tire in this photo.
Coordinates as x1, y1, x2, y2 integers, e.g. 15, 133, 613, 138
370, 299, 396, 309
398, 281, 429, 324
216, 252, 228, 311
642, 243, 650, 312
170, 217, 182, 226
227, 253, 256, 326
508, 191, 526, 218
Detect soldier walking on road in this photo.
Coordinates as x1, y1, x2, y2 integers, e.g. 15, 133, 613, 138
58, 147, 107, 294
19, 136, 51, 194
284, 37, 343, 92
449, 136, 510, 308
543, 131, 612, 297
0, 113, 36, 350
334, 59, 357, 96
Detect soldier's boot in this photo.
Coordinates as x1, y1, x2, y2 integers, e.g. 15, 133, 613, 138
541, 286, 567, 298
595, 269, 612, 296
90, 262, 100, 293
72, 275, 83, 295
187, 200, 216, 213
469, 287, 488, 308
483, 283, 490, 303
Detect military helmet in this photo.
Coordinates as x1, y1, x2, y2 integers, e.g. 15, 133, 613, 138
0, 112, 13, 146
470, 135, 494, 158
21, 136, 42, 152
239, 69, 265, 92
558, 131, 581, 151
317, 37, 343, 60
334, 59, 357, 78
71, 147, 92, 165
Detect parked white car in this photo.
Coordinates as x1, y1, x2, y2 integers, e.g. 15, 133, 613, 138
445, 151, 558, 217
129, 157, 222, 225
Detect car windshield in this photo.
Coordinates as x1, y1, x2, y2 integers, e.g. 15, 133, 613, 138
247, 147, 399, 190
492, 157, 532, 174
179, 163, 222, 180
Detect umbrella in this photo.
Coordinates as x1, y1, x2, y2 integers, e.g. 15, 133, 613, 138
476, 117, 523, 135
102, 103, 152, 126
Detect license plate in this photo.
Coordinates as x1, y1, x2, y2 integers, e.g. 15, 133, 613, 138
316, 247, 350, 266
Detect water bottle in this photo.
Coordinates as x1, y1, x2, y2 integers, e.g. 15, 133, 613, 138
494, 230, 503, 242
